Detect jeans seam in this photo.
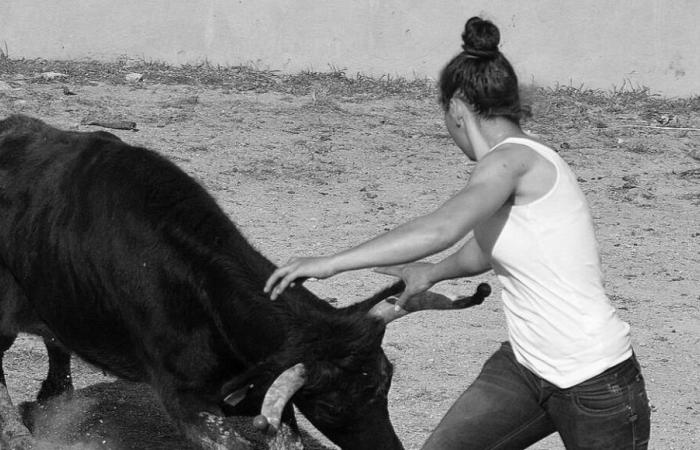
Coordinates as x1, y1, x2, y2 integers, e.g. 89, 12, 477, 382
628, 381, 650, 449
489, 410, 548, 450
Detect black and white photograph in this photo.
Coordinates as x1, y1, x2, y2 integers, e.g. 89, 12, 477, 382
0, 1, 697, 449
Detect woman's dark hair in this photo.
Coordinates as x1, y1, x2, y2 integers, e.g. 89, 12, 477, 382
439, 17, 528, 123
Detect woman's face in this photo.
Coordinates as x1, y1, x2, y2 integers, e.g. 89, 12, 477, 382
444, 110, 476, 161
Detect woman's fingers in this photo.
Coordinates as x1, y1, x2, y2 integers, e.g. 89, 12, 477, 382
264, 270, 287, 298
265, 257, 327, 300
269, 271, 298, 300
394, 291, 411, 311
395, 283, 426, 311
264, 266, 285, 293
264, 259, 300, 297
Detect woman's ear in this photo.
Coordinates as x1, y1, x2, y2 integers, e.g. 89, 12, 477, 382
450, 95, 489, 160
449, 96, 475, 128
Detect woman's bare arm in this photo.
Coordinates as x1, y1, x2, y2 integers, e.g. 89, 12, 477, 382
265, 147, 527, 299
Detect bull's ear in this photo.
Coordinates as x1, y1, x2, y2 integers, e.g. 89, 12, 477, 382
220, 358, 284, 410
223, 384, 253, 407
368, 283, 491, 324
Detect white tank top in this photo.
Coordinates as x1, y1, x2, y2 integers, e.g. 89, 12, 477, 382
475, 137, 632, 388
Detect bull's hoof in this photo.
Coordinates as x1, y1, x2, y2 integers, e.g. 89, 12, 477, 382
5, 433, 35, 450
36, 378, 74, 403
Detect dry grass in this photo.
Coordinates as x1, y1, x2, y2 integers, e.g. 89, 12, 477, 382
0, 57, 436, 100
2, 57, 698, 110
2, 57, 699, 147
524, 83, 700, 130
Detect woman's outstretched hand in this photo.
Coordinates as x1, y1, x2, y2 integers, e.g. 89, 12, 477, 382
374, 262, 437, 310
264, 256, 336, 300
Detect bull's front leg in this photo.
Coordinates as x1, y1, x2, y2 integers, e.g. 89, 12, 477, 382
0, 334, 35, 450
0, 386, 35, 450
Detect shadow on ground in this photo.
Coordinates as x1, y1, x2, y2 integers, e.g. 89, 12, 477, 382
19, 380, 333, 450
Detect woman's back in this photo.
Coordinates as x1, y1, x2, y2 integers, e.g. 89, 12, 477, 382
475, 137, 632, 388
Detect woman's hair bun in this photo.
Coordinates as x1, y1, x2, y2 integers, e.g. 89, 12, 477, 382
461, 17, 500, 59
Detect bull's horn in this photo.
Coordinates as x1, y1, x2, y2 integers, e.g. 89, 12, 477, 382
252, 363, 307, 433
368, 283, 491, 324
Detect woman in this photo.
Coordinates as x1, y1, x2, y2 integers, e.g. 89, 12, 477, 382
265, 16, 650, 450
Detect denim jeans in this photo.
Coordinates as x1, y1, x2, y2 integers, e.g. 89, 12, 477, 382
422, 342, 650, 450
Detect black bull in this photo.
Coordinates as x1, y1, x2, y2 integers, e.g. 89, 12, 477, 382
0, 115, 489, 449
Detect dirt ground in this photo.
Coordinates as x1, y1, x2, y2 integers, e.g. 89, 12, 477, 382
0, 65, 698, 449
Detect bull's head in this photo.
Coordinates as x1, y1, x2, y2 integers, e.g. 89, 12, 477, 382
240, 283, 491, 449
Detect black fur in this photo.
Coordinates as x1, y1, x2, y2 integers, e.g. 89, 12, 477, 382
0, 115, 403, 450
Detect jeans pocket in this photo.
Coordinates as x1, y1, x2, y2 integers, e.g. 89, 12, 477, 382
573, 384, 630, 416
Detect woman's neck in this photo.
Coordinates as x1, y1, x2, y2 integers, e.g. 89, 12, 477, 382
480, 118, 527, 150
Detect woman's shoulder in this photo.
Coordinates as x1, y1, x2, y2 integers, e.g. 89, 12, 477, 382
484, 139, 559, 205
482, 141, 540, 174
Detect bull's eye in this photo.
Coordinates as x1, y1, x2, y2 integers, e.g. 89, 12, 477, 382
361, 372, 368, 376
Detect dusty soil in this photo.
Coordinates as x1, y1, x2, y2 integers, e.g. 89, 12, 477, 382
0, 65, 698, 449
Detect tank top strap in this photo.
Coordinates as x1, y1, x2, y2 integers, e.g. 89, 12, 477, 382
489, 136, 557, 160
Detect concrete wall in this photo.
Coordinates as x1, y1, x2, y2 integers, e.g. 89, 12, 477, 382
1, 0, 698, 97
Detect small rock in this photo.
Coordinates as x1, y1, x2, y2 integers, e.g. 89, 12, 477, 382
624, 187, 655, 204
560, 142, 570, 150
656, 114, 676, 126
125, 72, 143, 82
39, 71, 68, 80
621, 175, 639, 189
